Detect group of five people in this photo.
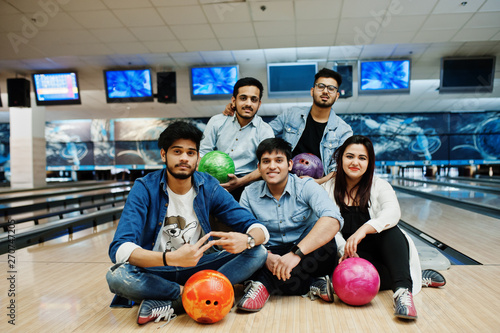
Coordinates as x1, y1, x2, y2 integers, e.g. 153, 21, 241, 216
106, 68, 446, 327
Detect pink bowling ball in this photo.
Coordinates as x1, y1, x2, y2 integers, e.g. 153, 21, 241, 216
332, 257, 380, 306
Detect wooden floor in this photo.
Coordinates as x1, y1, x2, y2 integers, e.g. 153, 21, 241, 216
1, 212, 500, 333
397, 192, 500, 264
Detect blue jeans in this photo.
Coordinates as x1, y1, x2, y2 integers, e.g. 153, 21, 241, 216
106, 245, 267, 303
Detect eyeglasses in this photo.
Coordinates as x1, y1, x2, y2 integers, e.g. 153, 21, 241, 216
314, 83, 338, 93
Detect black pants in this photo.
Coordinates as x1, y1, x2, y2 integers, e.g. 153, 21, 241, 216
348, 226, 412, 292
252, 238, 337, 296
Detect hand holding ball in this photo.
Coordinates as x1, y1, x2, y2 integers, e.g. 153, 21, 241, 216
332, 257, 380, 306
198, 151, 235, 183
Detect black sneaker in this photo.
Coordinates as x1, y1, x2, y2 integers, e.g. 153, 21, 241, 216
308, 276, 334, 303
137, 299, 176, 325
422, 269, 446, 288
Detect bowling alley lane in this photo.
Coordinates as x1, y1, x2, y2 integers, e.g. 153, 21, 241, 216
389, 177, 500, 213
394, 187, 500, 266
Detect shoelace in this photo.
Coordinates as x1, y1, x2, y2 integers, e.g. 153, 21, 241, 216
246, 284, 263, 299
395, 289, 412, 306
151, 305, 177, 329
422, 277, 433, 287
304, 286, 321, 301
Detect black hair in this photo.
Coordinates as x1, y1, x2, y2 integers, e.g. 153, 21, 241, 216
157, 121, 203, 152
256, 138, 293, 163
314, 68, 342, 87
233, 77, 264, 100
332, 135, 376, 213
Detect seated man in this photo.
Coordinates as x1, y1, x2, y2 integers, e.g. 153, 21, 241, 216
200, 77, 274, 201
237, 138, 343, 312
223, 68, 353, 185
106, 121, 269, 326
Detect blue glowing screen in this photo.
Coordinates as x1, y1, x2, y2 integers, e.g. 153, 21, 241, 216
360, 60, 410, 91
191, 66, 238, 96
33, 72, 80, 102
105, 69, 153, 99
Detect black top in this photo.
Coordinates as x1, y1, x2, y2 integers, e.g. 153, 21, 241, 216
292, 112, 326, 160
340, 206, 371, 239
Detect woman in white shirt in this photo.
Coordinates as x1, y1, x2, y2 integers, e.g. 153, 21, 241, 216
323, 135, 445, 320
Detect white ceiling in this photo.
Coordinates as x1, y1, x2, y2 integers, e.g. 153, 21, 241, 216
0, 0, 499, 123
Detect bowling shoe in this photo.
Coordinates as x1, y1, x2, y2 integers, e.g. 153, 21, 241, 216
393, 288, 417, 320
137, 299, 177, 325
422, 269, 446, 288
237, 280, 270, 312
308, 275, 335, 302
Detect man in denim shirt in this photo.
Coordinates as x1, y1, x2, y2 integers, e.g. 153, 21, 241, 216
236, 138, 343, 312
225, 68, 352, 184
106, 121, 269, 326
200, 77, 274, 201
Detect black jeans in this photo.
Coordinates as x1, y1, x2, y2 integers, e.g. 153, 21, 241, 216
351, 226, 412, 292
252, 238, 337, 296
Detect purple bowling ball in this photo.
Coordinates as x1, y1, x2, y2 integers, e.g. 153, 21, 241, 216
291, 153, 324, 179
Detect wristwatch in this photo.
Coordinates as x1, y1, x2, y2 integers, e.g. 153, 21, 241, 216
246, 234, 255, 249
290, 244, 305, 259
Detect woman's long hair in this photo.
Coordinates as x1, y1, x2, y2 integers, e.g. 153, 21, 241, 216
333, 135, 376, 213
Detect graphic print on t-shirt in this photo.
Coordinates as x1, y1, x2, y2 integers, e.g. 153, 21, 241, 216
163, 215, 198, 252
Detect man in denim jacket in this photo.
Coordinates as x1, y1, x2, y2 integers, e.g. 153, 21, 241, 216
106, 121, 269, 327
269, 68, 352, 184
225, 68, 352, 184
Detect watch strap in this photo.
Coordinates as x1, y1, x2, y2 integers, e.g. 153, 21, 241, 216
246, 234, 255, 249
290, 244, 305, 259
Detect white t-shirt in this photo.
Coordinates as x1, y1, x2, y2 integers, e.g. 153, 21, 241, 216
153, 186, 203, 252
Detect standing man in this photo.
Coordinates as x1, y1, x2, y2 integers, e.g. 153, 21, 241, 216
200, 77, 274, 200
106, 121, 269, 326
236, 138, 343, 312
224, 68, 353, 184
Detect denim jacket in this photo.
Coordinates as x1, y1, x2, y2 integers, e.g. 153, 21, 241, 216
269, 106, 353, 174
108, 169, 267, 263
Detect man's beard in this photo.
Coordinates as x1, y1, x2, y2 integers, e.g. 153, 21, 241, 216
166, 163, 195, 180
313, 94, 335, 108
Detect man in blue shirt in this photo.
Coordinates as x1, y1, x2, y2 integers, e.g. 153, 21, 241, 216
237, 138, 343, 312
200, 77, 274, 201
106, 121, 269, 326
224, 69, 353, 185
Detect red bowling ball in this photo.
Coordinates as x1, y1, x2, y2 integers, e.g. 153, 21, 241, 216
332, 257, 380, 306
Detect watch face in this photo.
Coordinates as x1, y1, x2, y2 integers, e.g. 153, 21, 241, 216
248, 236, 255, 248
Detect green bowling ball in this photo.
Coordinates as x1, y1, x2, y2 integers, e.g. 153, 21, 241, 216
198, 151, 235, 183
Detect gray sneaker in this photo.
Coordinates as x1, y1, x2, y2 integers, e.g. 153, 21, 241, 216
422, 269, 446, 288
393, 288, 417, 320
137, 299, 176, 325
308, 276, 334, 302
